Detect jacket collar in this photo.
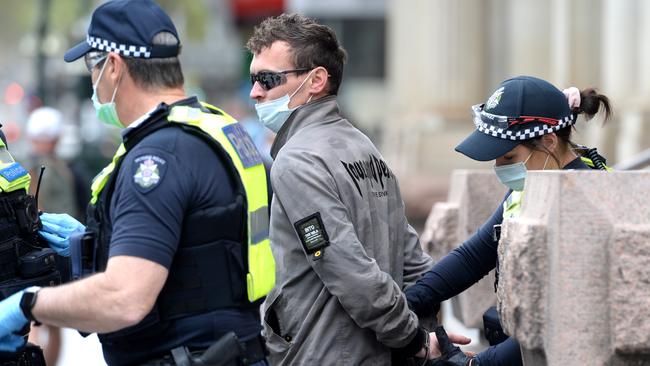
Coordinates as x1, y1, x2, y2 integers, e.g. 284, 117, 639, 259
271, 95, 340, 159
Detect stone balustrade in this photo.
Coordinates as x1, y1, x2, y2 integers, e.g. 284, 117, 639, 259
498, 171, 650, 365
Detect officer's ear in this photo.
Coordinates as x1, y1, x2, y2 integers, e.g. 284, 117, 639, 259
307, 66, 330, 96
541, 133, 558, 153
105, 52, 126, 85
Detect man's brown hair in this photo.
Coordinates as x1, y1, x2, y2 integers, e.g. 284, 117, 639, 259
247, 13, 348, 95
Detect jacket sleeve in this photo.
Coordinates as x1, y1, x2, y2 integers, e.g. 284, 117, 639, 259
271, 151, 420, 349
405, 196, 506, 317
402, 222, 434, 288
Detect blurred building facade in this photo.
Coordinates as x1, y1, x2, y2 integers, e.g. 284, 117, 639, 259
377, 0, 650, 218
0, 0, 647, 220
384, 0, 650, 180
288, 0, 650, 218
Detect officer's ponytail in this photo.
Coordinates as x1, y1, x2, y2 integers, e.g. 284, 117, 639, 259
555, 88, 612, 144
524, 87, 613, 167
576, 88, 612, 122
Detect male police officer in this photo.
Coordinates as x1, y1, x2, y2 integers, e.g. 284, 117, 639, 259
247, 14, 470, 365
0, 1, 273, 365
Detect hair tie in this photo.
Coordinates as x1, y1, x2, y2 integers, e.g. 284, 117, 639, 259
562, 87, 581, 109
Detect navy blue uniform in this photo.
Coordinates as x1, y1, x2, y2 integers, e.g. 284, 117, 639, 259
101, 97, 261, 366
405, 157, 589, 366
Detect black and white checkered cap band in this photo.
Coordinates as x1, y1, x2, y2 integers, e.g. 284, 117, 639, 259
472, 111, 576, 141
87, 35, 151, 58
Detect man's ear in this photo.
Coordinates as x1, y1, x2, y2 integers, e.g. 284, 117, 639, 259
106, 52, 125, 84
307, 66, 330, 95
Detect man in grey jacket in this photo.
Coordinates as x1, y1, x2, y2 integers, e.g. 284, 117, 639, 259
247, 14, 469, 365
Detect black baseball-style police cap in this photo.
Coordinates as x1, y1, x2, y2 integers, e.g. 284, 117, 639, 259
64, 0, 180, 62
455, 76, 575, 161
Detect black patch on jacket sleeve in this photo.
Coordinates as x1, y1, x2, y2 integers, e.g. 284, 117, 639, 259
294, 212, 330, 257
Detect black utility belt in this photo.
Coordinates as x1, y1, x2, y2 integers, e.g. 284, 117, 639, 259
140, 334, 266, 366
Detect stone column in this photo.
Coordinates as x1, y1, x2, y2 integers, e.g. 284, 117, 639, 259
626, 0, 650, 160
385, 0, 487, 176
546, 0, 617, 165
599, 0, 650, 164
506, 0, 552, 78
497, 171, 650, 365
549, 0, 571, 87
549, 0, 603, 88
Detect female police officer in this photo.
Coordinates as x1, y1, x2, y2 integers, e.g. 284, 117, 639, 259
405, 75, 612, 365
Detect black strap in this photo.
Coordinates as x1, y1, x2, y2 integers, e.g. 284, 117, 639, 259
142, 336, 266, 366
492, 224, 501, 292
149, 45, 181, 59
170, 347, 191, 366
239, 336, 267, 365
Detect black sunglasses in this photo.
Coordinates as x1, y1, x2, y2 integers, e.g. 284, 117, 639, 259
250, 68, 310, 91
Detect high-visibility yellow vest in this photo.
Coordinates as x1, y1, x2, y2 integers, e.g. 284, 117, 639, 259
502, 190, 523, 220
90, 103, 275, 302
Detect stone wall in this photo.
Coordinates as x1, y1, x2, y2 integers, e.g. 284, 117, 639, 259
498, 171, 650, 365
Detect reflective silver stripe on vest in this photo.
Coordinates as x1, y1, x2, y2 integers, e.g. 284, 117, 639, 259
250, 207, 270, 244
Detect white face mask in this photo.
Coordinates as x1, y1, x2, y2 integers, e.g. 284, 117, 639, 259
493, 151, 534, 191
493, 151, 551, 191
255, 69, 315, 133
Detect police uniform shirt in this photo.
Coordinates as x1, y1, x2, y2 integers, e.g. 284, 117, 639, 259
102, 97, 261, 365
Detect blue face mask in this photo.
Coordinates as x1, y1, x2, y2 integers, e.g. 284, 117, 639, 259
91, 59, 123, 128
255, 70, 314, 133
493, 152, 534, 191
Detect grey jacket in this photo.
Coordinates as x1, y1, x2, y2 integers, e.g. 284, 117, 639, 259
263, 96, 433, 366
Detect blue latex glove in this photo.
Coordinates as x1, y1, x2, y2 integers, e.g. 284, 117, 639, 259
0, 290, 29, 352
39, 213, 86, 257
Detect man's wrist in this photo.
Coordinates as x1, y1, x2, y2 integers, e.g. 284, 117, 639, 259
19, 286, 42, 325
399, 326, 427, 357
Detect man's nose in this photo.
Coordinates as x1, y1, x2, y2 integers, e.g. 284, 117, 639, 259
250, 81, 265, 101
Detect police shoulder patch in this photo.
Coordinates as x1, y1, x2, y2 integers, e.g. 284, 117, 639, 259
294, 212, 330, 260
132, 154, 167, 193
